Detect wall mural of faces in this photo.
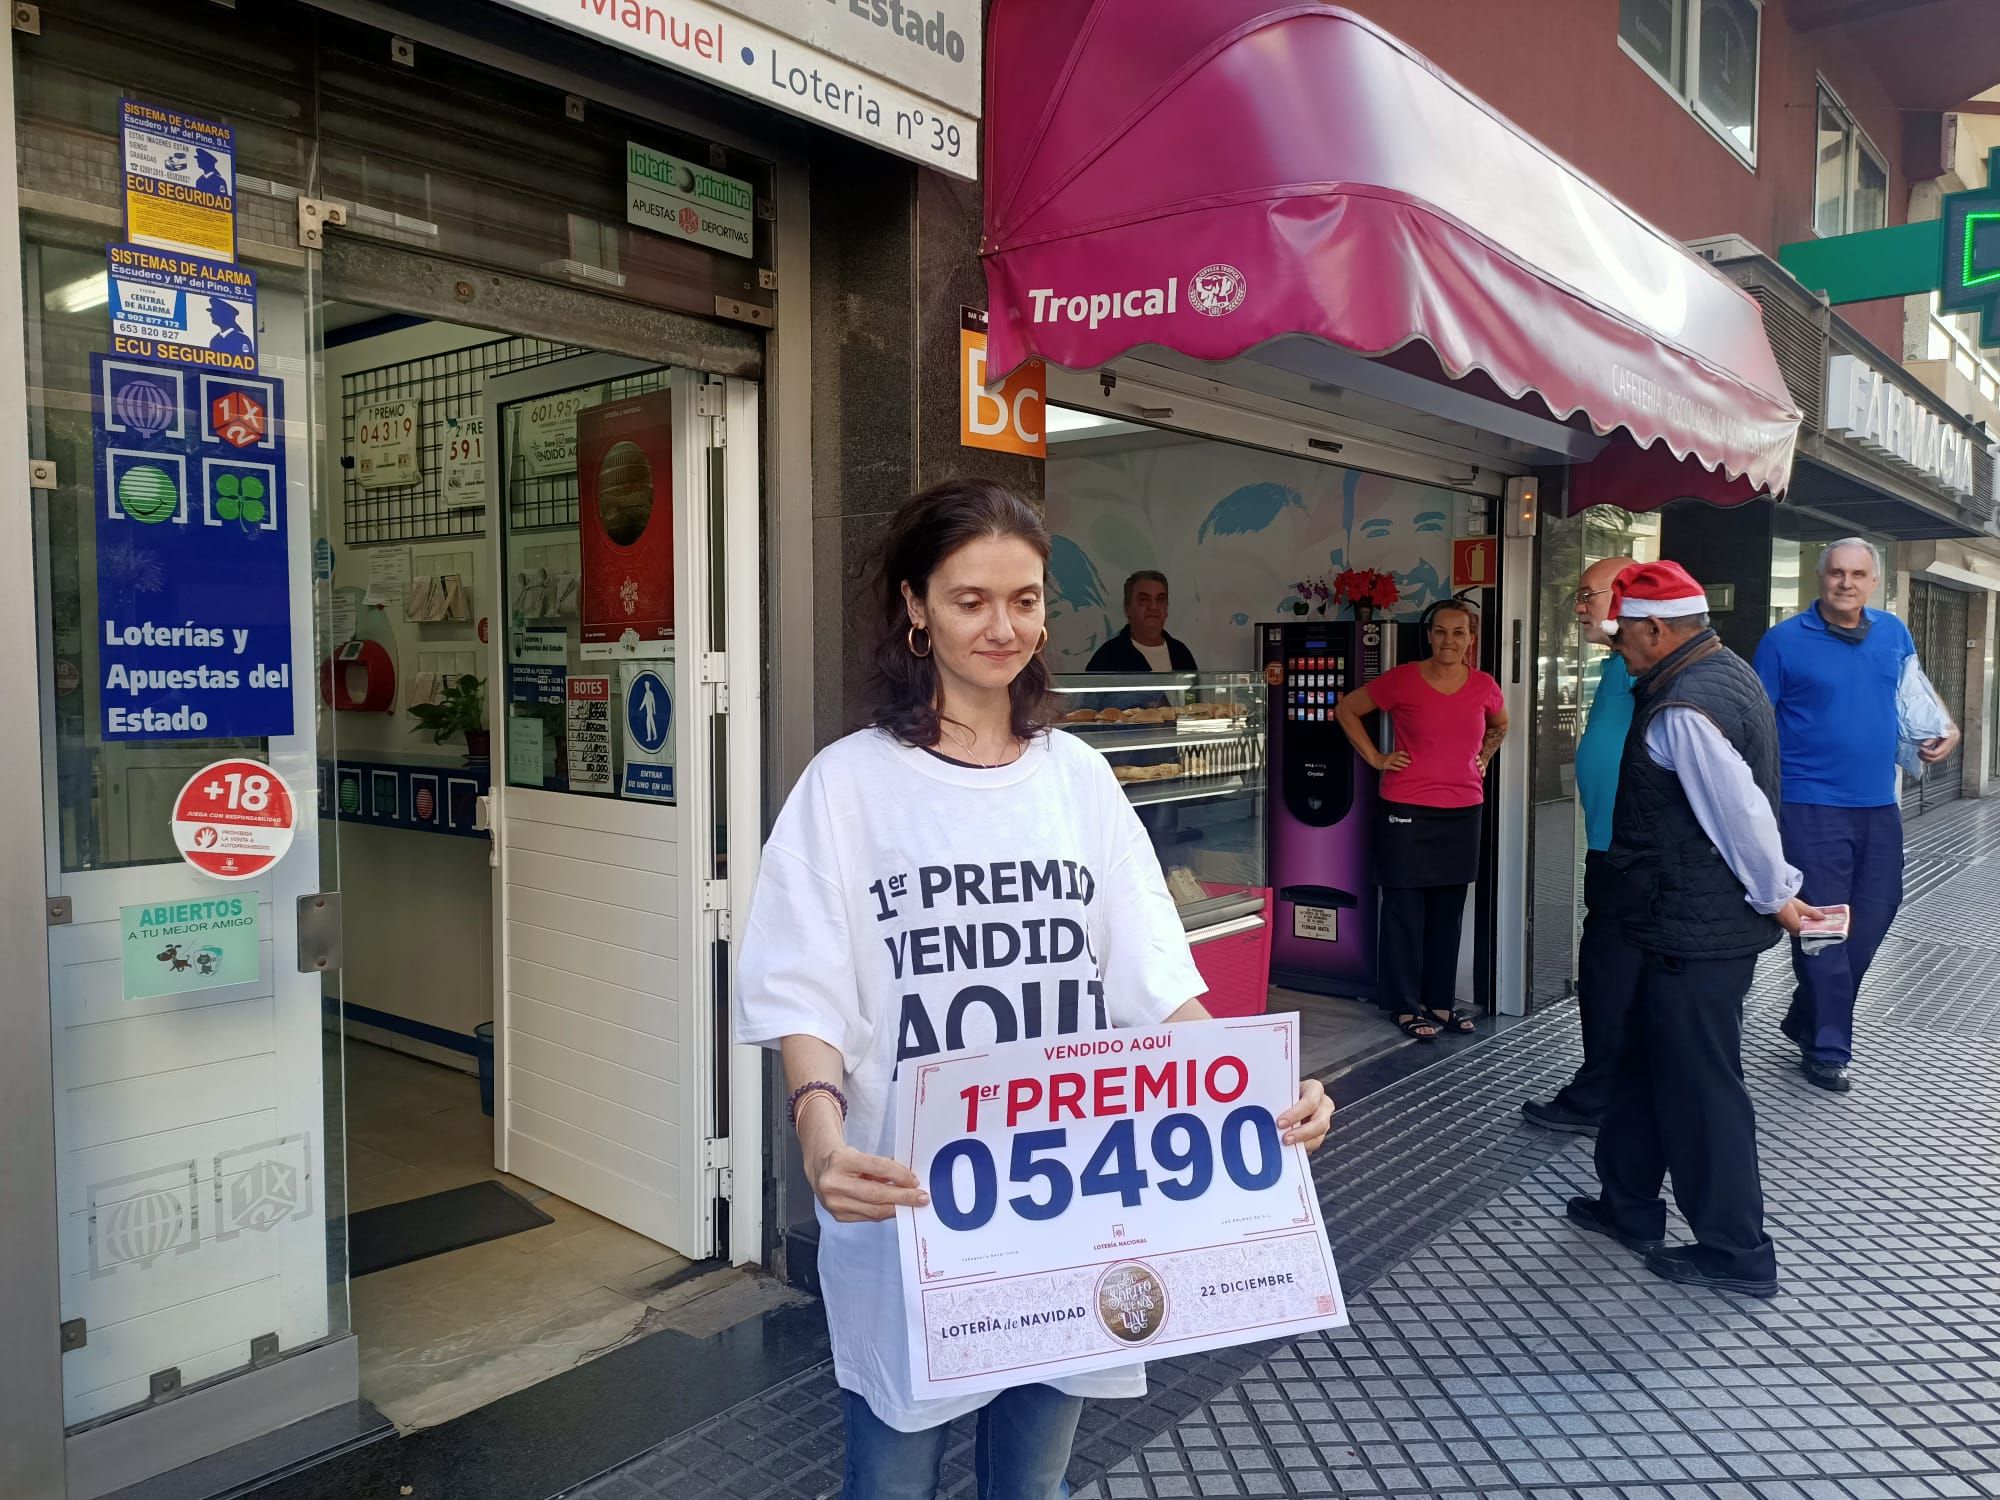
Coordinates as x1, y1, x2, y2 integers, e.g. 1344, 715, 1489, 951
1045, 434, 1463, 670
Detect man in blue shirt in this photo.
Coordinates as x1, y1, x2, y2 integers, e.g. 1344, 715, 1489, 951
1754, 540, 1959, 1093
1524, 555, 1641, 1136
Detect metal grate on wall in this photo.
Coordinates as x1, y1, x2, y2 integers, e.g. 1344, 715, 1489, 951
1971, 442, 1996, 523
341, 335, 580, 545
1745, 285, 1826, 433
1904, 578, 1970, 818
503, 368, 673, 533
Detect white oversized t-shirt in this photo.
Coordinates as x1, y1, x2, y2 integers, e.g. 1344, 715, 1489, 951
734, 728, 1206, 1432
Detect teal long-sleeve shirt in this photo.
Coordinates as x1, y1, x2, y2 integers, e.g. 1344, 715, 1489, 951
1574, 653, 1633, 853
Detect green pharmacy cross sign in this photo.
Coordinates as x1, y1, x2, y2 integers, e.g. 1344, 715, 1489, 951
1778, 146, 2000, 350
1940, 147, 2000, 347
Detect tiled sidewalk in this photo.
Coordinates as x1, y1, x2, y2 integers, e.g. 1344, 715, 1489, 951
569, 798, 2000, 1500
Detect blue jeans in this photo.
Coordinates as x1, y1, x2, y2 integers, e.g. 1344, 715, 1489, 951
841, 1385, 1082, 1500
1779, 802, 1904, 1066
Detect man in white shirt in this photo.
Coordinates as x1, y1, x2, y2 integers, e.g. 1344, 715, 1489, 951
1563, 562, 1824, 1300
1086, 571, 1198, 673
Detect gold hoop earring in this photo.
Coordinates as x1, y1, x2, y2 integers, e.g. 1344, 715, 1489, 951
907, 624, 932, 659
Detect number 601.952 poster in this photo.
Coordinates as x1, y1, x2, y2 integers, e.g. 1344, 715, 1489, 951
893, 1015, 1345, 1401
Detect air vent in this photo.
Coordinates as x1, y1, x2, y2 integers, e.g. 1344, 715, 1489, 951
1743, 286, 1826, 431
1972, 443, 1996, 521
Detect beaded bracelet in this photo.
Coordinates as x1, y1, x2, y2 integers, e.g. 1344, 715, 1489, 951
787, 1079, 849, 1127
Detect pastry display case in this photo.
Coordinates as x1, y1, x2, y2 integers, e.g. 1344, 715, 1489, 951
1051, 673, 1271, 1014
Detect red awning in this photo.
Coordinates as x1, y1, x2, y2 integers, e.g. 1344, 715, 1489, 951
982, 3, 1801, 508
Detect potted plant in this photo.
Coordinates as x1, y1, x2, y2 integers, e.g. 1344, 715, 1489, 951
1333, 567, 1401, 623
1290, 577, 1331, 616
409, 674, 489, 763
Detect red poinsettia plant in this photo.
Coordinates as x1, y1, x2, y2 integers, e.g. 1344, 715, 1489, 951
1333, 567, 1401, 610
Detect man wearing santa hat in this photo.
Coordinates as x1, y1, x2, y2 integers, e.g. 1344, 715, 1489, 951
1564, 561, 1825, 1299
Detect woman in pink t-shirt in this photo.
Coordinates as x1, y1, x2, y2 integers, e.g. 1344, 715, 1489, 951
1333, 603, 1508, 1041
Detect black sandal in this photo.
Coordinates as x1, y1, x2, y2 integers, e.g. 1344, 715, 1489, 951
1394, 1012, 1440, 1041
1428, 1008, 1476, 1035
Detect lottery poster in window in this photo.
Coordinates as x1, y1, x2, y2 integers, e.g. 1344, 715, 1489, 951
577, 392, 674, 657
893, 1014, 1345, 1400
91, 354, 292, 740
565, 675, 613, 794
353, 400, 422, 491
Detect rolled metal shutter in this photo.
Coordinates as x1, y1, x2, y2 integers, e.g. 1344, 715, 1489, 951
1903, 580, 1969, 816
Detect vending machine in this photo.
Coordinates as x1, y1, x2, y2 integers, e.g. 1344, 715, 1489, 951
1261, 618, 1394, 998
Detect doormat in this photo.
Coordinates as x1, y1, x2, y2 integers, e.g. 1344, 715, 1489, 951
347, 1179, 553, 1278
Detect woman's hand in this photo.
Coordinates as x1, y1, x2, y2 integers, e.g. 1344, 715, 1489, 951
805, 1138, 931, 1223
1278, 1077, 1336, 1153
1374, 749, 1412, 773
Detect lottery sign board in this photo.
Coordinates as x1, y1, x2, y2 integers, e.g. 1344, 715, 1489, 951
92, 354, 293, 740
894, 1015, 1344, 1399
170, 758, 297, 881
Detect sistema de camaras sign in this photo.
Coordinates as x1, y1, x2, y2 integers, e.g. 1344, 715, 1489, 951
493, 0, 979, 178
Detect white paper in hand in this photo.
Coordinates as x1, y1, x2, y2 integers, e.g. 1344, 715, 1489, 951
892, 1014, 1345, 1401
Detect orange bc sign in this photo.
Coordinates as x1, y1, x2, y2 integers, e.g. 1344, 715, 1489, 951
961, 307, 1046, 457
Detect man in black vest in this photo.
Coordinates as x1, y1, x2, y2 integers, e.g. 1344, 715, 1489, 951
1086, 571, 1199, 672
1564, 563, 1825, 1299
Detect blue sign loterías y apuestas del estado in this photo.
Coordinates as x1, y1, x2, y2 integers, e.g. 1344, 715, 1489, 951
91, 352, 294, 739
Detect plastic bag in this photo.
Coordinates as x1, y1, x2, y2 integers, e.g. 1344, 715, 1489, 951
1896, 655, 1952, 780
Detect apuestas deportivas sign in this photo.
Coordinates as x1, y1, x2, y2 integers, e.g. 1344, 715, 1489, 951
490, 0, 978, 179
1824, 354, 1981, 499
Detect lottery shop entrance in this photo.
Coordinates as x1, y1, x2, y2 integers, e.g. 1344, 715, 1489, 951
14, 4, 773, 1489
306, 278, 763, 1433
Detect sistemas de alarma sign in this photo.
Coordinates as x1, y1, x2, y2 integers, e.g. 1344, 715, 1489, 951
492, 0, 979, 178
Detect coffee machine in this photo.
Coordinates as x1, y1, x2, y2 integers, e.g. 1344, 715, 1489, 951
1261, 618, 1394, 998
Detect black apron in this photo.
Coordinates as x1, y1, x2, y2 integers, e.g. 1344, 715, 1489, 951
1377, 801, 1484, 889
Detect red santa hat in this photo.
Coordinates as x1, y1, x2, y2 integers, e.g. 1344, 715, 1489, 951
1602, 561, 1709, 635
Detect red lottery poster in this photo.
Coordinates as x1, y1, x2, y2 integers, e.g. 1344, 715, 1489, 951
577, 391, 674, 654
171, 758, 297, 880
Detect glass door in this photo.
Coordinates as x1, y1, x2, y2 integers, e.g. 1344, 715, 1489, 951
482, 358, 731, 1257
1527, 506, 1662, 1006
24, 138, 349, 1434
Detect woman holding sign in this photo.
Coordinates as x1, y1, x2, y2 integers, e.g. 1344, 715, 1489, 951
1333, 599, 1507, 1042
734, 480, 1336, 1500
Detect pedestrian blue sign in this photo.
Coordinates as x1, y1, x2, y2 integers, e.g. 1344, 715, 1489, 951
622, 666, 675, 801
92, 353, 293, 739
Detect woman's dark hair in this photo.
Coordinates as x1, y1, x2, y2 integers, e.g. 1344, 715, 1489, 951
868, 479, 1054, 749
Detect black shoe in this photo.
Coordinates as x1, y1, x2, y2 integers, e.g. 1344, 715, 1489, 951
1801, 1059, 1852, 1093
1565, 1196, 1664, 1255
1642, 1246, 1778, 1299
1522, 1098, 1600, 1136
